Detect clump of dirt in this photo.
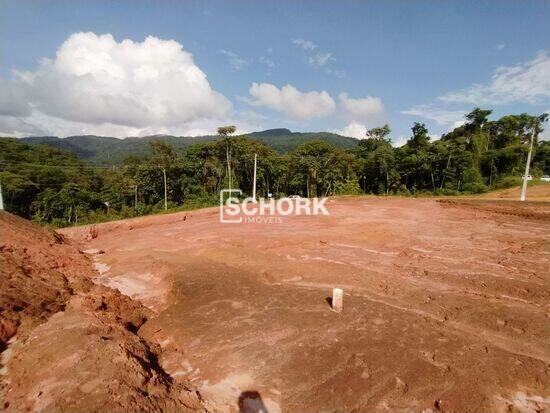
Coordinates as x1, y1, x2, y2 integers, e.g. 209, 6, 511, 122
0, 211, 204, 412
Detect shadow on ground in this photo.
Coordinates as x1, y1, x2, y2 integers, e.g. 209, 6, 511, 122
238, 391, 269, 413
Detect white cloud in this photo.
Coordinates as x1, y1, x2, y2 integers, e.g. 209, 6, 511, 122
243, 82, 336, 120
401, 104, 465, 126
392, 136, 408, 147
292, 38, 317, 51
335, 122, 367, 139
258, 56, 275, 68
439, 51, 550, 105
0, 111, 258, 138
335, 122, 410, 147
220, 49, 249, 71
292, 38, 344, 77
309, 52, 334, 67
339, 93, 384, 122
496, 43, 506, 51
0, 32, 231, 137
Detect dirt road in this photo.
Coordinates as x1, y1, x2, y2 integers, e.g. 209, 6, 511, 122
62, 197, 550, 412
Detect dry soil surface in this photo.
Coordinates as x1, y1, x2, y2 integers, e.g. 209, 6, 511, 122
60, 197, 550, 413
476, 183, 550, 202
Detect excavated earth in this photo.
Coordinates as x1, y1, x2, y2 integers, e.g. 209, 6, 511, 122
1, 195, 550, 412
0, 212, 204, 412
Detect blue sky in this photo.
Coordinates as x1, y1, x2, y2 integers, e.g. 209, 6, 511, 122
1, 0, 549, 143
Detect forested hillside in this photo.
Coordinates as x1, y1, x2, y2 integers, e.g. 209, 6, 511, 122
21, 129, 358, 164
1, 108, 548, 226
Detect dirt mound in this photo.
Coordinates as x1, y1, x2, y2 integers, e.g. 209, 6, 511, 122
0, 211, 204, 412
0, 212, 93, 348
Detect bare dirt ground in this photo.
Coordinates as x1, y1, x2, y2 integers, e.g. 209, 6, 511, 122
59, 196, 550, 413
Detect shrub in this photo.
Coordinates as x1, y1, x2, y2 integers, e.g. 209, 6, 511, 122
434, 188, 461, 196
462, 182, 489, 194
493, 176, 522, 189
334, 180, 362, 195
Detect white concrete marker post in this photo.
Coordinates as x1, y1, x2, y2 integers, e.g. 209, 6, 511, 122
332, 288, 343, 313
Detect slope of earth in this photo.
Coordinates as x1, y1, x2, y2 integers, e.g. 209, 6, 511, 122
61, 198, 550, 413
0, 212, 204, 412
476, 182, 550, 202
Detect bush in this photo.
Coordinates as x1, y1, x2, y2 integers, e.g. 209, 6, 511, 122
493, 176, 522, 189
394, 188, 412, 196
433, 188, 461, 196
135, 203, 153, 216
462, 182, 489, 194
334, 180, 362, 195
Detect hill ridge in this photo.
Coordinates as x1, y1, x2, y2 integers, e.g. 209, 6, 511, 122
19, 129, 359, 164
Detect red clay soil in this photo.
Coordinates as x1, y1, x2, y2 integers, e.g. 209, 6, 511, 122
476, 183, 550, 202
0, 212, 204, 412
59, 197, 550, 413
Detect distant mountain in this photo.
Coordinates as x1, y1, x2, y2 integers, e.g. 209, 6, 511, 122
248, 129, 358, 153
21, 129, 358, 164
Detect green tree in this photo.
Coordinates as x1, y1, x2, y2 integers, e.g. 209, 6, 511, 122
150, 141, 178, 210
218, 125, 237, 193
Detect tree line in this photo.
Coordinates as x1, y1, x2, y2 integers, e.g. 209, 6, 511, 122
0, 108, 548, 226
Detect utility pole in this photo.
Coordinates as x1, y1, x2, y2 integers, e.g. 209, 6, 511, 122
520, 128, 536, 201
134, 184, 138, 210
228, 144, 232, 196
225, 140, 232, 196
0, 182, 4, 211
252, 153, 257, 202
163, 167, 168, 210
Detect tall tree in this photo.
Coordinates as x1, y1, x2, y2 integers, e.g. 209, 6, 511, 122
218, 125, 237, 194
150, 141, 177, 210
520, 113, 549, 200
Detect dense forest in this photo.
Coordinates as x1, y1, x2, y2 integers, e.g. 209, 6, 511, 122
1, 108, 548, 227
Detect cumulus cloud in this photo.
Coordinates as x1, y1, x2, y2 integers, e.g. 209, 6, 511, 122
243, 82, 336, 120
439, 51, 550, 105
292, 38, 317, 51
0, 32, 232, 137
401, 104, 465, 126
220, 49, 249, 71
335, 121, 367, 139
339, 93, 384, 122
333, 93, 385, 139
